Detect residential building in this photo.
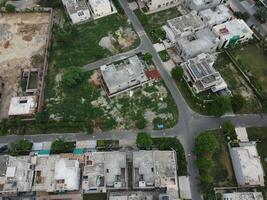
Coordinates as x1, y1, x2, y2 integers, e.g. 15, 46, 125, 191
62, 0, 91, 24
178, 176, 192, 200
88, 0, 113, 17
100, 56, 149, 97
82, 151, 128, 193
0, 156, 34, 196
141, 0, 181, 12
230, 142, 265, 186
212, 19, 254, 48
163, 11, 205, 42
223, 192, 264, 200
132, 151, 178, 200
181, 53, 227, 93
186, 0, 222, 11
199, 5, 232, 28
176, 28, 219, 59
8, 95, 38, 117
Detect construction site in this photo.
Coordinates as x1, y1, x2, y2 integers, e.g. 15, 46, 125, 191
0, 12, 52, 119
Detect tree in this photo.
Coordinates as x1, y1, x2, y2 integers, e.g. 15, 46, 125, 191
200, 175, 213, 184
9, 140, 33, 156
143, 53, 152, 65
38, 0, 62, 8
51, 140, 75, 154
171, 66, 184, 81
232, 94, 246, 112
136, 132, 152, 150
5, 4, 15, 12
196, 157, 212, 172
234, 11, 250, 21
195, 131, 218, 155
136, 117, 146, 129
210, 96, 232, 116
254, 7, 267, 23
61, 67, 84, 88
222, 121, 235, 135
36, 111, 49, 124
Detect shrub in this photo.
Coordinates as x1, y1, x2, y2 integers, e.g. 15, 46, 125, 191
136, 132, 152, 150
5, 4, 15, 12
195, 131, 219, 155
171, 66, 183, 81
9, 140, 33, 156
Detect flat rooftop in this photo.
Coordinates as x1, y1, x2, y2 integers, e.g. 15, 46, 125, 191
167, 11, 204, 35
62, 0, 89, 14
8, 95, 38, 116
223, 192, 264, 200
82, 151, 127, 192
177, 28, 218, 58
101, 56, 148, 95
182, 53, 221, 86
132, 151, 178, 191
199, 4, 232, 26
231, 143, 265, 186
213, 19, 253, 39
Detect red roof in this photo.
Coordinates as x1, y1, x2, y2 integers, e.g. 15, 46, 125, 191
145, 69, 161, 79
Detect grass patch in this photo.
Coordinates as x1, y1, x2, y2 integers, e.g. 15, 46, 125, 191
135, 7, 181, 43
83, 193, 107, 200
232, 43, 267, 95
214, 51, 262, 113
196, 130, 236, 199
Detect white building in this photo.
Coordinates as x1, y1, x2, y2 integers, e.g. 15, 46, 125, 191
163, 11, 205, 42
235, 127, 249, 142
0, 156, 35, 196
82, 151, 127, 193
187, 0, 222, 11
100, 56, 148, 97
54, 158, 80, 191
62, 0, 91, 24
141, 0, 181, 12
212, 19, 254, 48
182, 53, 227, 93
223, 192, 264, 200
176, 28, 219, 59
8, 95, 38, 117
230, 143, 265, 186
199, 5, 232, 28
89, 0, 113, 17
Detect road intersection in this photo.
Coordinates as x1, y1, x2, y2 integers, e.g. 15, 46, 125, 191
0, 2, 266, 199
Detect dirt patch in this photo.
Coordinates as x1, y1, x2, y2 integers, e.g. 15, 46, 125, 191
99, 27, 137, 54
0, 12, 51, 118
89, 71, 101, 86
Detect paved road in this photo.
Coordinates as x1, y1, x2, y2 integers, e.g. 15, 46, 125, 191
0, 2, 267, 200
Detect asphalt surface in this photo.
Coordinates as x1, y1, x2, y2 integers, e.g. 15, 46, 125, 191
0, 2, 267, 200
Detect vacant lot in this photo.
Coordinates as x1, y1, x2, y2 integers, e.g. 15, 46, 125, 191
233, 43, 267, 95
135, 7, 181, 43
214, 52, 262, 113
0, 12, 51, 118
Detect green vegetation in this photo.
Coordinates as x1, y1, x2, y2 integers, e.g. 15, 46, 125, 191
232, 43, 267, 96
61, 67, 85, 88
96, 140, 119, 151
5, 3, 15, 12
195, 130, 236, 199
222, 121, 236, 140
209, 96, 232, 117
38, 0, 63, 8
51, 140, 75, 154
171, 66, 183, 81
159, 50, 170, 62
233, 11, 250, 21
9, 140, 33, 156
135, 7, 181, 43
143, 52, 153, 65
152, 137, 187, 175
83, 193, 107, 200
136, 132, 152, 150
214, 51, 263, 113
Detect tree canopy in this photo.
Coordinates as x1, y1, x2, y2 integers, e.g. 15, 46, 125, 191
171, 66, 184, 81
210, 96, 232, 116
194, 131, 218, 154
9, 140, 33, 156
51, 140, 75, 154
61, 67, 84, 88
136, 132, 152, 150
